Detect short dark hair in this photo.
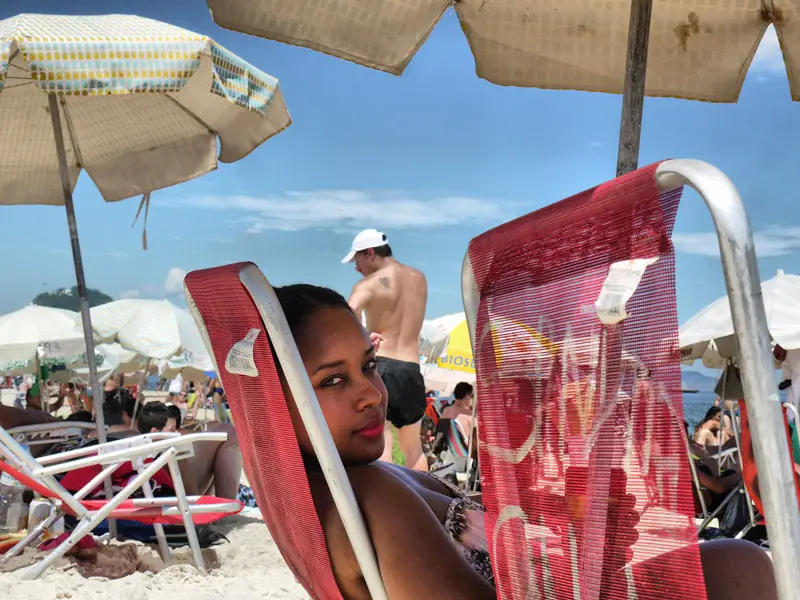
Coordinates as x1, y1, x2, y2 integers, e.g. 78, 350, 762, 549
66, 410, 93, 423
118, 389, 137, 419
453, 382, 474, 400
102, 393, 125, 426
166, 404, 182, 428
372, 244, 392, 258
137, 402, 172, 433
356, 242, 392, 260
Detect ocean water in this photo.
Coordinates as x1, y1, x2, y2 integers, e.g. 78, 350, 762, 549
682, 391, 718, 428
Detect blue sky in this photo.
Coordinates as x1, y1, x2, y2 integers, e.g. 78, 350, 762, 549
2, 1, 798, 362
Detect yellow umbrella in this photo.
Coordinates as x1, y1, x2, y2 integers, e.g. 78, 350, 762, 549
427, 313, 559, 375
434, 317, 475, 374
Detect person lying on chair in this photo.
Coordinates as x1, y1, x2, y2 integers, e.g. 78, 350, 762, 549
271, 283, 777, 600
62, 400, 243, 502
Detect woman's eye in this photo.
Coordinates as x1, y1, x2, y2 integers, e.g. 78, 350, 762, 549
321, 376, 344, 387
363, 359, 377, 372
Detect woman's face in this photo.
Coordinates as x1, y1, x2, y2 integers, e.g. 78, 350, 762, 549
286, 306, 388, 465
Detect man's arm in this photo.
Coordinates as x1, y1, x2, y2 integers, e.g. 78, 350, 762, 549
348, 280, 372, 322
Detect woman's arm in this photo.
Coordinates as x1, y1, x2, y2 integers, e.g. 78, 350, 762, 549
327, 465, 497, 600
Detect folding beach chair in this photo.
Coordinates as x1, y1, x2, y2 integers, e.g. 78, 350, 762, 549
458, 159, 800, 598
8, 421, 97, 450
734, 400, 800, 540
0, 428, 242, 579
184, 263, 387, 599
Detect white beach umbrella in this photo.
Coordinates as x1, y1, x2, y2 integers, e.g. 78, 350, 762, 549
680, 270, 800, 366
0, 13, 291, 440
90, 299, 212, 375
0, 306, 88, 367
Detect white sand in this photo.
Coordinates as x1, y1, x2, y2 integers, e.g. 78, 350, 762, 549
0, 512, 308, 600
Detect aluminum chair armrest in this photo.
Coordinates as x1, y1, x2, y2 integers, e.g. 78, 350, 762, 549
36, 432, 182, 465
33, 432, 228, 477
8, 423, 97, 435
37, 432, 227, 466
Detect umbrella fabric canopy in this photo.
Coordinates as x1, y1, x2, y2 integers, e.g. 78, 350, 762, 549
418, 320, 450, 362
679, 269, 800, 366
0, 13, 292, 447
0, 306, 87, 366
0, 13, 291, 207
90, 299, 213, 370
423, 312, 559, 374
424, 313, 475, 374
50, 342, 151, 383
418, 313, 475, 393
206, 0, 796, 103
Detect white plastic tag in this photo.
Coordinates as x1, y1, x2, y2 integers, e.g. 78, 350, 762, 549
595, 257, 659, 325
226, 328, 261, 377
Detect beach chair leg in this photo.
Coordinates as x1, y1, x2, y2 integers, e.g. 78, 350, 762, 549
734, 523, 754, 540
0, 510, 60, 564
23, 514, 97, 580
135, 457, 172, 564
166, 458, 205, 572
24, 450, 176, 579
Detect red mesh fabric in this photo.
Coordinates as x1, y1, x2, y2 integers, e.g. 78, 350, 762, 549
184, 263, 342, 600
60, 460, 174, 496
468, 162, 706, 600
738, 400, 800, 519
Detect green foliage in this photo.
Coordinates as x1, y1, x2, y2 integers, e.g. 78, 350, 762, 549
33, 286, 113, 311
391, 428, 405, 466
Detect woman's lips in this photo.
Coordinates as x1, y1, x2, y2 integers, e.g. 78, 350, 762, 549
355, 417, 385, 439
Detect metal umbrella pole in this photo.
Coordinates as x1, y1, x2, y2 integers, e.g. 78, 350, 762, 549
48, 93, 115, 535
616, 0, 654, 177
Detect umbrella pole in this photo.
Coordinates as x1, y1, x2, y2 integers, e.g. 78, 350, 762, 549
47, 94, 116, 536
616, 0, 654, 177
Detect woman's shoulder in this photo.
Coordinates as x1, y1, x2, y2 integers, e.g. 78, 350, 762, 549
309, 462, 451, 524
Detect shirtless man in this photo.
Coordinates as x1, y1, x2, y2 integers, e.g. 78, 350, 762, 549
342, 228, 429, 471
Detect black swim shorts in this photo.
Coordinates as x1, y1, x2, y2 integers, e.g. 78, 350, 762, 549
376, 356, 427, 428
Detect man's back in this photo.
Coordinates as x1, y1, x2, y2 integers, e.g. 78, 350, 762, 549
360, 261, 427, 363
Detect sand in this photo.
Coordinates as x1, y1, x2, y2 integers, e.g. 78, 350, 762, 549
0, 510, 308, 600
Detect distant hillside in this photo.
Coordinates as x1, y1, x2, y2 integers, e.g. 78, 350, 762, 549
33, 286, 113, 311
681, 369, 718, 392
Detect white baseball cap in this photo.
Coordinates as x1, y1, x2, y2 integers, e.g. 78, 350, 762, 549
341, 229, 389, 263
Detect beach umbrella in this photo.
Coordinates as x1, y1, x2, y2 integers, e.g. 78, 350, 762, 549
90, 299, 213, 375
679, 270, 800, 367
47, 342, 152, 384
422, 312, 559, 373
0, 306, 89, 368
423, 313, 475, 373
204, 1, 793, 175
0, 14, 291, 441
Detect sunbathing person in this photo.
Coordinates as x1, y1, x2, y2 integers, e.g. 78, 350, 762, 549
134, 401, 241, 500
693, 406, 723, 447
271, 283, 777, 600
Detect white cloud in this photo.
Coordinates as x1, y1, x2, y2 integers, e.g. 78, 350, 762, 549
673, 226, 800, 258
751, 25, 785, 73
109, 251, 129, 259
164, 267, 187, 295
162, 189, 511, 233
119, 289, 142, 299
587, 141, 604, 148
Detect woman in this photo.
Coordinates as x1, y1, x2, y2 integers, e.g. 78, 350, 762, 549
694, 406, 723, 448
275, 284, 776, 600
